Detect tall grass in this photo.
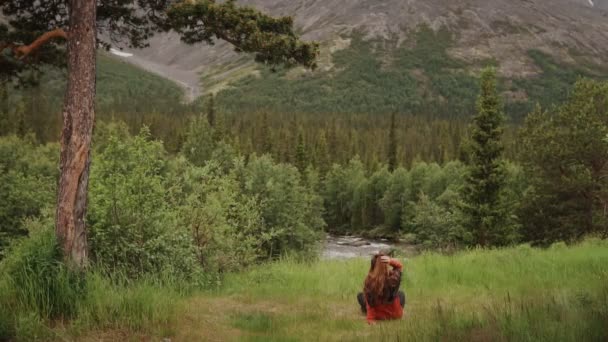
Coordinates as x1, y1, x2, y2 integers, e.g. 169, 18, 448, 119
2, 231, 607, 341
0, 226, 189, 341
214, 240, 608, 341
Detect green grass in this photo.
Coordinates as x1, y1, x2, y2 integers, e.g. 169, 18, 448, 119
2, 236, 607, 341
194, 240, 608, 341
0, 226, 189, 341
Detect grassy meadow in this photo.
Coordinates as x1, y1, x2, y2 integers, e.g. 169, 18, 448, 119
5, 238, 605, 341
183, 240, 608, 342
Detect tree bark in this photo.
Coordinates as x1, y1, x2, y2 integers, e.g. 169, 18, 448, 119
55, 0, 97, 268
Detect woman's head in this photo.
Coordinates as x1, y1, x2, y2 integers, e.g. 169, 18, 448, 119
364, 253, 390, 300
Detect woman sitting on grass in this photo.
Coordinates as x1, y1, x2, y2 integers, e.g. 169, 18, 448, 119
357, 253, 405, 324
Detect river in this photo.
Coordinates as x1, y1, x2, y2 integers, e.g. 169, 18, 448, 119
322, 235, 417, 260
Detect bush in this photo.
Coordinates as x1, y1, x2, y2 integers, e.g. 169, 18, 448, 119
411, 193, 470, 249
0, 134, 58, 259
238, 155, 325, 259
177, 160, 264, 273
88, 126, 198, 279
323, 157, 369, 232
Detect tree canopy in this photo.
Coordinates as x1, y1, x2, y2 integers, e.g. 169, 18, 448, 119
1, 0, 318, 267
0, 0, 318, 81
520, 79, 608, 243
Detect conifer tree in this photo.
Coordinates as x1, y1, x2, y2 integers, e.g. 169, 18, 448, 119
520, 79, 608, 243
0, 84, 8, 136
213, 112, 226, 143
315, 130, 331, 176
15, 100, 27, 138
327, 120, 339, 163
182, 113, 216, 166
260, 112, 273, 154
388, 112, 398, 171
284, 116, 298, 163
460, 68, 508, 247
206, 94, 216, 127
295, 128, 308, 173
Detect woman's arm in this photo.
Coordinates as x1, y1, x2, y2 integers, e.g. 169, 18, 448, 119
388, 258, 403, 299
389, 258, 403, 272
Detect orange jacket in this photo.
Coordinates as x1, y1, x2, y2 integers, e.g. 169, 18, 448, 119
365, 259, 403, 323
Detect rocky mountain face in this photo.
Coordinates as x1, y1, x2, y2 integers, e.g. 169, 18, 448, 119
113, 0, 608, 105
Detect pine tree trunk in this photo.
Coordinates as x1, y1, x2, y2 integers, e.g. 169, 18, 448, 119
55, 0, 97, 268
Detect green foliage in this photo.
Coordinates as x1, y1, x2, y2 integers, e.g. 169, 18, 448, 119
379, 167, 411, 231
322, 158, 470, 238
411, 193, 469, 249
167, 0, 318, 69
322, 158, 369, 232
211, 27, 608, 121
0, 134, 58, 259
237, 155, 325, 259
176, 159, 264, 273
314, 130, 330, 176
0, 83, 9, 136
0, 55, 191, 146
1, 120, 326, 280
259, 112, 273, 154
210, 140, 238, 173
387, 112, 398, 171
227, 111, 476, 170
3, 0, 318, 81
206, 94, 216, 127
211, 26, 553, 119
294, 128, 308, 172
96, 54, 186, 115
511, 50, 607, 120
182, 113, 217, 166
87, 122, 325, 277
214, 28, 475, 116
461, 68, 517, 246
520, 79, 608, 244
88, 124, 198, 278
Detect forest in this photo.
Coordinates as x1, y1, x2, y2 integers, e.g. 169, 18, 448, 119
1, 0, 608, 340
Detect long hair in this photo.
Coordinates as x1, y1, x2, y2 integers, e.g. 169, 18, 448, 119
364, 253, 390, 305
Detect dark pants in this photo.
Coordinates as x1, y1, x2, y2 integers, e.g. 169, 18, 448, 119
357, 291, 405, 314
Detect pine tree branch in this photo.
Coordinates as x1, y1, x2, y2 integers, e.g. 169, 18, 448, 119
166, 1, 318, 69
12, 28, 68, 60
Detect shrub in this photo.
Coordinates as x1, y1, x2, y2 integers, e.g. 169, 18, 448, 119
0, 134, 58, 259
238, 155, 325, 259
411, 193, 470, 249
88, 126, 198, 278
177, 160, 264, 272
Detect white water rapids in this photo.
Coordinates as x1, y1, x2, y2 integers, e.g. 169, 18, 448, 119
322, 236, 394, 259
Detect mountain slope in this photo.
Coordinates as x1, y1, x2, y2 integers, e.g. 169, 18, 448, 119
112, 0, 608, 116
